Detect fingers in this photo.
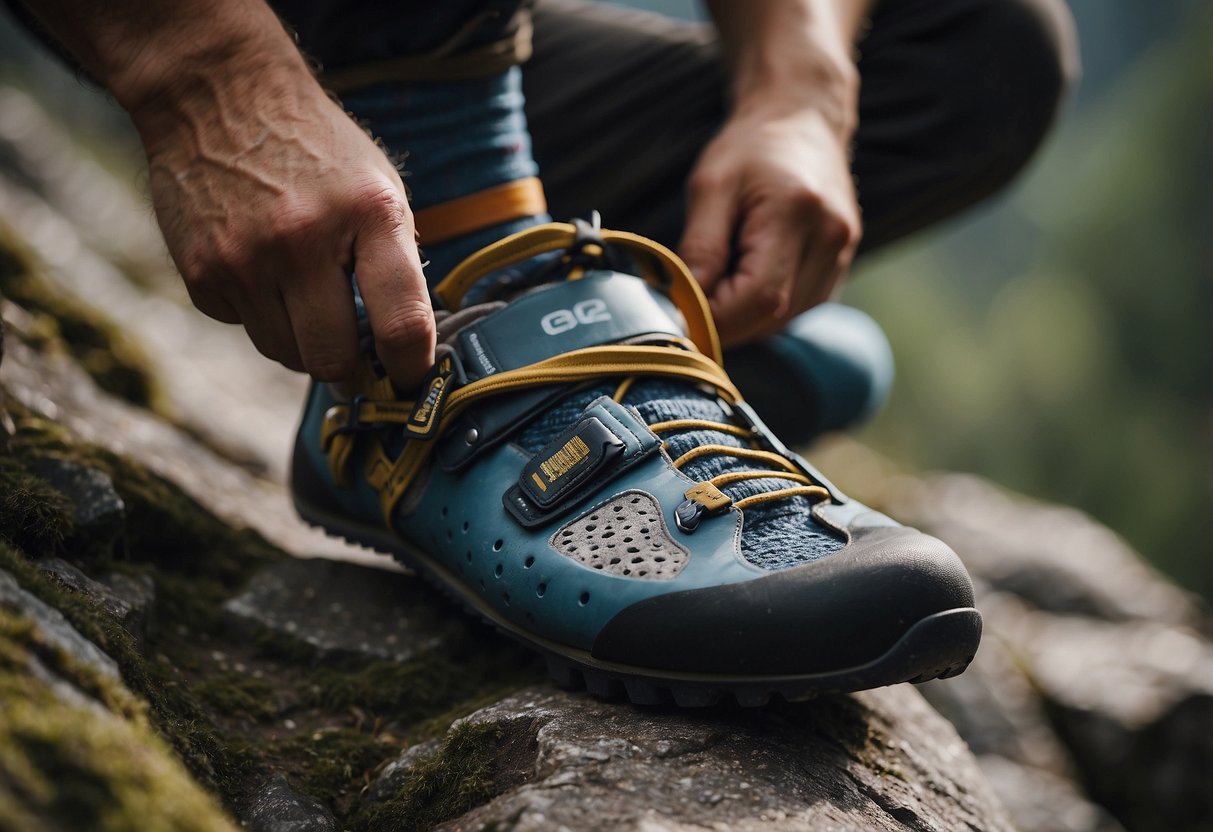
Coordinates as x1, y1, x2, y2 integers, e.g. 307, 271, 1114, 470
708, 208, 807, 347
351, 187, 436, 392
678, 168, 739, 292
228, 283, 306, 373
281, 270, 359, 382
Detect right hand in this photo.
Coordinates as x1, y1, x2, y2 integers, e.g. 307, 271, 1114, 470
130, 45, 434, 390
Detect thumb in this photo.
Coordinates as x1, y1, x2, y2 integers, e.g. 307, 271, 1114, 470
678, 172, 738, 293
353, 195, 436, 392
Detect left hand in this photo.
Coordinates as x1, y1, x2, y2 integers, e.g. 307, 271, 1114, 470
678, 101, 861, 347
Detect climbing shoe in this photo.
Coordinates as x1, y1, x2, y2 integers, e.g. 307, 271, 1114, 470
291, 221, 981, 707
725, 303, 894, 447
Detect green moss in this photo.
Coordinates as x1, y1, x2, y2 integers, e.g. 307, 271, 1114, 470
350, 719, 537, 832
0, 609, 235, 831
0, 541, 259, 802
0, 455, 74, 555
271, 729, 396, 807
0, 219, 161, 410
7, 410, 280, 583
299, 643, 541, 732
194, 672, 280, 722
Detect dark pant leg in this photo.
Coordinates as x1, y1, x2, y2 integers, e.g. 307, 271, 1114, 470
524, 0, 1079, 255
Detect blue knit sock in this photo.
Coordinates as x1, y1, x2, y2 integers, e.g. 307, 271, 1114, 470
342, 66, 550, 284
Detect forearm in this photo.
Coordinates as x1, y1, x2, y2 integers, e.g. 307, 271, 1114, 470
704, 0, 872, 135
15, 0, 309, 117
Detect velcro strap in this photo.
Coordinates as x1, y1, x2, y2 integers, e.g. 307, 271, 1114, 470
413, 177, 547, 246
456, 271, 685, 381
503, 396, 661, 529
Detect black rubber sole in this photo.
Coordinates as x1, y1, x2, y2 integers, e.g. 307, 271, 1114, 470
296, 497, 982, 707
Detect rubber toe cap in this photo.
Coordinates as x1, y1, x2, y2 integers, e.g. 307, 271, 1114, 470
590, 526, 975, 677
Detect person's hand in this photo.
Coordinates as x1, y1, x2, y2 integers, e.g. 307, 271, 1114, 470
127, 25, 434, 390
678, 100, 861, 348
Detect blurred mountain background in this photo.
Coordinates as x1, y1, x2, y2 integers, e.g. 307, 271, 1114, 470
2, 0, 1210, 601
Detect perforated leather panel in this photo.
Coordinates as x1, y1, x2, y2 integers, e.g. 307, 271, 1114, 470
552, 491, 689, 579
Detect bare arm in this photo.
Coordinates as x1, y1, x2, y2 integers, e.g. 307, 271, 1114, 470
18, 0, 435, 388
682, 0, 873, 346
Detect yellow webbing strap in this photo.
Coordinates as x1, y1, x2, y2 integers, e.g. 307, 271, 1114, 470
373, 344, 739, 521
434, 223, 723, 365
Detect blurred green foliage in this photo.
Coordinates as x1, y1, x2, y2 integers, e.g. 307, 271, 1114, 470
845, 7, 1212, 598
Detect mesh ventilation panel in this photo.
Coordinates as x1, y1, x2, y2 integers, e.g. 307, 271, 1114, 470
552, 490, 689, 579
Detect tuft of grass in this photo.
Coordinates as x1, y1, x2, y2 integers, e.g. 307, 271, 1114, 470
270, 729, 397, 809
0, 456, 74, 555
350, 719, 538, 832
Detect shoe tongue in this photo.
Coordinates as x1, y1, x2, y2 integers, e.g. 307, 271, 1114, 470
450, 270, 687, 381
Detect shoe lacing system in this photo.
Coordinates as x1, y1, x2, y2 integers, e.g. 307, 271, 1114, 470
320, 222, 831, 525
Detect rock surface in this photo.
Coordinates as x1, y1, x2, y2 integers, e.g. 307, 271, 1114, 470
364, 687, 1012, 832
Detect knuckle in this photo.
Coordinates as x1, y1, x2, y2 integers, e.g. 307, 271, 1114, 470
785, 186, 825, 215
819, 215, 856, 251
266, 197, 324, 247
377, 299, 435, 350
752, 281, 791, 316
356, 185, 411, 233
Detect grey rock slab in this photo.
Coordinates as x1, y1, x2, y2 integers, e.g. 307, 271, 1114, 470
404, 686, 1014, 832
37, 557, 146, 621
889, 474, 1205, 630
244, 773, 336, 832
994, 594, 1213, 831
919, 632, 1074, 775
0, 567, 118, 680
223, 558, 459, 662
24, 456, 125, 546
977, 755, 1126, 832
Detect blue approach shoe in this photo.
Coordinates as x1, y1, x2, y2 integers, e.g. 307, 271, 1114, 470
725, 304, 895, 447
291, 222, 981, 707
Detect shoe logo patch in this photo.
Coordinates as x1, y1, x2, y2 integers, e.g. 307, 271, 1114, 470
532, 435, 592, 493
540, 299, 612, 336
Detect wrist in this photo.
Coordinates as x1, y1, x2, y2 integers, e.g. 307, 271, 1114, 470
105, 3, 309, 123
730, 56, 859, 141
712, 1, 862, 139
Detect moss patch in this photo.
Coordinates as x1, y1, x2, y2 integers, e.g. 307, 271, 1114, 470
195, 672, 280, 723
299, 644, 541, 732
0, 607, 235, 831
270, 729, 397, 811
0, 219, 161, 410
0, 455, 74, 554
350, 719, 539, 832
